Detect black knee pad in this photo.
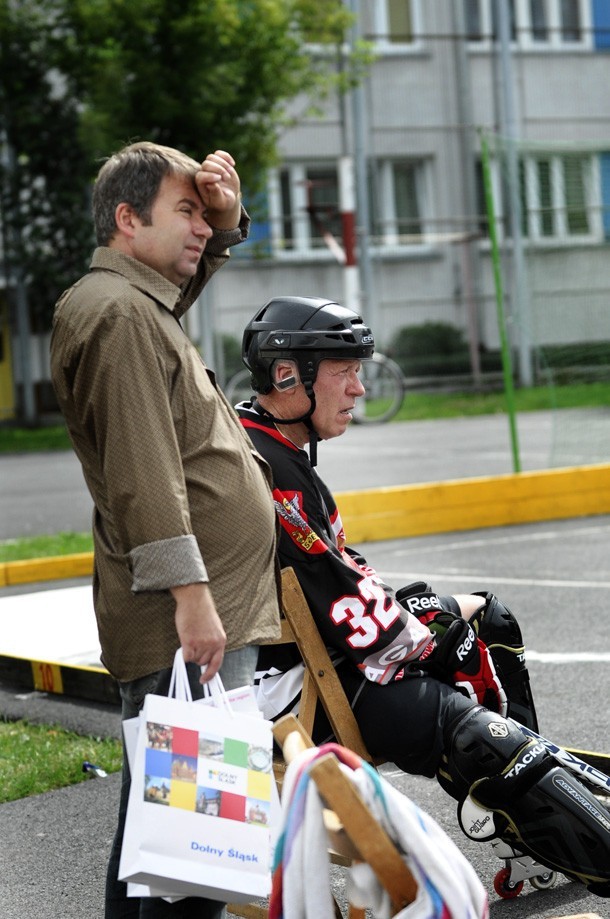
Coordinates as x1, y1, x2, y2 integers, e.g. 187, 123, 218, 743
472, 592, 539, 731
443, 706, 610, 893
440, 705, 531, 799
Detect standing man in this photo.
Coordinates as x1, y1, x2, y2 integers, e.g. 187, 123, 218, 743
50, 142, 281, 919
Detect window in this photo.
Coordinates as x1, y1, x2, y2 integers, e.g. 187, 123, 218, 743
364, 0, 422, 48
268, 158, 429, 257
272, 164, 341, 254
478, 151, 600, 244
386, 0, 413, 43
370, 160, 425, 245
530, 0, 549, 41
560, 0, 581, 40
521, 154, 593, 238
465, 0, 591, 48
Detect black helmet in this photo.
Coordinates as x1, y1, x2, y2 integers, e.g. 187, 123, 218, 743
242, 296, 375, 395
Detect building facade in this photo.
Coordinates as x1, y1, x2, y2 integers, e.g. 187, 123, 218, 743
3, 0, 610, 418
194, 0, 610, 386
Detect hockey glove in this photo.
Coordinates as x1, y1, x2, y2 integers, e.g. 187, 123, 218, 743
422, 616, 508, 716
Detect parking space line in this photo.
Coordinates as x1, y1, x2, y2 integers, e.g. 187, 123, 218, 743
377, 570, 610, 589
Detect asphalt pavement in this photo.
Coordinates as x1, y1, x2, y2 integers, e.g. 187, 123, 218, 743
1, 413, 609, 918
4, 407, 610, 539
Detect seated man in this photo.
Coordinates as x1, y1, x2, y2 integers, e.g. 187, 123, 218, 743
236, 295, 610, 898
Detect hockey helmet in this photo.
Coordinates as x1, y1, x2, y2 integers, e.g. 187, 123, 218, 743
242, 296, 374, 395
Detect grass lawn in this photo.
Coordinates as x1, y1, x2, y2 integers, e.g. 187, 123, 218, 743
0, 718, 122, 803
0, 531, 93, 561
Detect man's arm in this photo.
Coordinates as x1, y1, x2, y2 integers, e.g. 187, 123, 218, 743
171, 582, 226, 682
177, 150, 250, 317
196, 150, 242, 230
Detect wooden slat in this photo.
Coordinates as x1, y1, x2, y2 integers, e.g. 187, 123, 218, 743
310, 754, 417, 911
280, 568, 372, 762
275, 717, 417, 914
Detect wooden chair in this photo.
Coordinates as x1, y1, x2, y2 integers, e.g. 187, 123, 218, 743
271, 566, 376, 766
227, 568, 401, 918
228, 711, 417, 919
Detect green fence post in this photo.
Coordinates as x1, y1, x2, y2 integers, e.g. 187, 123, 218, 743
479, 131, 521, 474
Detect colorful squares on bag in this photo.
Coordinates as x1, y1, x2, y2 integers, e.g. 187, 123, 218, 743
247, 769, 272, 802
146, 722, 172, 751
196, 786, 221, 816
246, 797, 271, 827
223, 737, 249, 769
247, 745, 272, 773
143, 722, 272, 822
199, 733, 224, 760
144, 775, 171, 804
169, 779, 198, 811
171, 754, 198, 783
218, 791, 247, 822
145, 747, 171, 778
171, 727, 199, 758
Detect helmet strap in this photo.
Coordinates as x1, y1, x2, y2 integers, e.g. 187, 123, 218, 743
251, 390, 320, 466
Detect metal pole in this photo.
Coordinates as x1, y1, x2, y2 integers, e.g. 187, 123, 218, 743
338, 155, 359, 311
347, 0, 377, 336
495, 0, 533, 387
451, 0, 482, 383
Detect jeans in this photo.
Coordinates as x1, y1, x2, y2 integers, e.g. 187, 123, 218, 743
104, 646, 259, 919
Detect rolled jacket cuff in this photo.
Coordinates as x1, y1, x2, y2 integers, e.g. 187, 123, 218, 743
130, 535, 208, 592
206, 207, 250, 254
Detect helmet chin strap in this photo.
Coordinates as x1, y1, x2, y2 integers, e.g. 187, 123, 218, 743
252, 389, 320, 466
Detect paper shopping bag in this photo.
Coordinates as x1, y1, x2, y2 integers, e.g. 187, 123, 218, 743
122, 685, 262, 775
119, 655, 275, 903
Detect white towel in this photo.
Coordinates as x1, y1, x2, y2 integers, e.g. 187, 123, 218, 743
272, 744, 489, 919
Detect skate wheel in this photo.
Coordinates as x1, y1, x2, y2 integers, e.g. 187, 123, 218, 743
530, 871, 556, 890
494, 867, 524, 899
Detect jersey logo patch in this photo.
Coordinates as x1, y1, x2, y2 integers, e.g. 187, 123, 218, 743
273, 489, 327, 555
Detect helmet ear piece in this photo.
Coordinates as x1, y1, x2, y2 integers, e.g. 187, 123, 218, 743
271, 359, 300, 392
273, 375, 298, 391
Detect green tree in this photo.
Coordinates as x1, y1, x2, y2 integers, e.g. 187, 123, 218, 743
59, 0, 362, 193
2, 0, 366, 327
0, 0, 94, 330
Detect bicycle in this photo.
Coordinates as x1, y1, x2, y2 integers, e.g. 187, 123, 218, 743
224, 367, 255, 406
224, 351, 405, 424
352, 352, 405, 424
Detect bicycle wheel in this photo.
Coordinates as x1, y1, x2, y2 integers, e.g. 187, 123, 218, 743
225, 367, 254, 406
353, 353, 404, 424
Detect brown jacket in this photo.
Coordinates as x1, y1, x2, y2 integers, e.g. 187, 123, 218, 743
50, 225, 280, 681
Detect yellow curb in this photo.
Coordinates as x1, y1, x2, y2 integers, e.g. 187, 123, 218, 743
2, 464, 610, 585
336, 463, 610, 543
0, 551, 93, 587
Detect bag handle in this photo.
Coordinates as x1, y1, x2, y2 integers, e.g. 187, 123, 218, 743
201, 667, 235, 718
167, 651, 235, 716
168, 649, 194, 702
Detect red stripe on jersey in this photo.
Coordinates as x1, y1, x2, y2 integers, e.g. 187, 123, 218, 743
240, 418, 300, 451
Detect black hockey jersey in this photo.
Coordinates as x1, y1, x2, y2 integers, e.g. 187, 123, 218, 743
237, 402, 432, 718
